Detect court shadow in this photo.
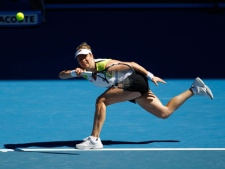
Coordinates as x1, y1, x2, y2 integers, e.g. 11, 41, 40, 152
4, 140, 179, 149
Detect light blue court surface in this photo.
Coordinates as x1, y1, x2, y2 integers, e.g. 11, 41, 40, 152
0, 79, 225, 169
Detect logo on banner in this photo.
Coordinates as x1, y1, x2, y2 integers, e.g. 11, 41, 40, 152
0, 12, 41, 26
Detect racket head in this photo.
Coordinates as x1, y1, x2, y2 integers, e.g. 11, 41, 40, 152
104, 63, 135, 89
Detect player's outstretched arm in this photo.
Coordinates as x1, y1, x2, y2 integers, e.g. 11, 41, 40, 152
59, 67, 86, 79
59, 70, 73, 79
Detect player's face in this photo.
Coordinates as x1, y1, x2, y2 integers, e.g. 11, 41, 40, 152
77, 54, 94, 69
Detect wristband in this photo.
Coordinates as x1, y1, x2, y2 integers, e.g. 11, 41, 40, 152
70, 70, 77, 77
146, 71, 154, 80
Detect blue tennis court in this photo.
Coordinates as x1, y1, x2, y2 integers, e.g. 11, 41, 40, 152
1, 79, 225, 168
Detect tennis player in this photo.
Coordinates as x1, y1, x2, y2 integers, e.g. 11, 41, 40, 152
59, 42, 213, 149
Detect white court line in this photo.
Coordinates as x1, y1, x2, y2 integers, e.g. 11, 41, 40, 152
1, 148, 225, 152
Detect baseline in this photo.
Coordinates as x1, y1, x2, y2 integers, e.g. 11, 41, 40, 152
1, 148, 225, 152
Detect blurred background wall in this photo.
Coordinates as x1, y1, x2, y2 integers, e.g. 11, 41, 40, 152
0, 0, 224, 79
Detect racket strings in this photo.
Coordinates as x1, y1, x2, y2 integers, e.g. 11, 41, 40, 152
105, 63, 135, 89
93, 63, 135, 89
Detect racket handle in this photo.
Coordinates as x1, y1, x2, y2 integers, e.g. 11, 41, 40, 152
70, 70, 92, 77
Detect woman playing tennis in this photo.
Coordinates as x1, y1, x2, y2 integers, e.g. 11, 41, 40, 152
59, 42, 213, 149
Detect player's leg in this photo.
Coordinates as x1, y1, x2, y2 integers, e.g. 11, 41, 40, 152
135, 89, 193, 119
91, 87, 141, 137
136, 77, 213, 118
76, 87, 141, 149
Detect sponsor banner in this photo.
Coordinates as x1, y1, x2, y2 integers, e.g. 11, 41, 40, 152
0, 11, 42, 26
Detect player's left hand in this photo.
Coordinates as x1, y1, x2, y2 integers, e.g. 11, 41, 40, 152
151, 76, 166, 86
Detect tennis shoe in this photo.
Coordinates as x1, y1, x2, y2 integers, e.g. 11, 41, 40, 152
191, 77, 213, 99
76, 136, 103, 149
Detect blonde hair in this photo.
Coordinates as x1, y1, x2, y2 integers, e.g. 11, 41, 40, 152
76, 42, 92, 51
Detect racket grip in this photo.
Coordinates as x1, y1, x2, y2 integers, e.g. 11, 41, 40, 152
70, 70, 78, 77
70, 70, 92, 77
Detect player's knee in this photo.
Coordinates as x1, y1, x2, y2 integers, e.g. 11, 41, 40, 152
159, 114, 169, 119
157, 112, 170, 119
96, 96, 103, 104
96, 96, 108, 106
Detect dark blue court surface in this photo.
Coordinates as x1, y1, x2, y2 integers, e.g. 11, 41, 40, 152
0, 79, 225, 168
1, 150, 225, 169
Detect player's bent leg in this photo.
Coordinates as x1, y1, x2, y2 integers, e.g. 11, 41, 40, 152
97, 87, 141, 106
91, 87, 141, 136
136, 77, 213, 119
136, 88, 196, 119
135, 90, 172, 119
76, 87, 141, 149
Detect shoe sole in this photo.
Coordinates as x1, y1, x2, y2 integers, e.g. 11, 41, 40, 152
76, 144, 103, 149
76, 146, 103, 149
196, 77, 213, 99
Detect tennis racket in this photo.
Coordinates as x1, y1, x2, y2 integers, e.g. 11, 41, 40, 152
76, 63, 135, 89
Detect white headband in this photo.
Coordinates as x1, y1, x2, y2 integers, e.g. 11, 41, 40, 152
75, 49, 92, 58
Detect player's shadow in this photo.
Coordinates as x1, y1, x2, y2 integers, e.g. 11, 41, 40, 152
4, 140, 180, 149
